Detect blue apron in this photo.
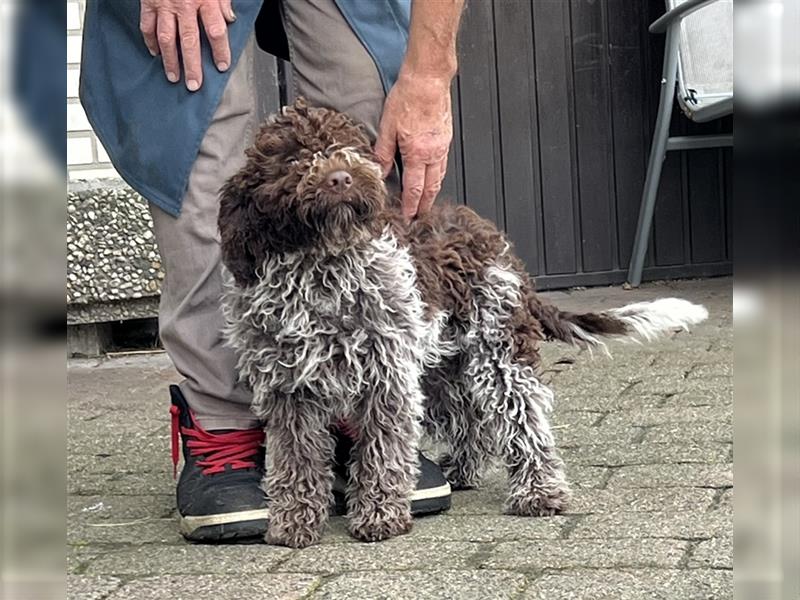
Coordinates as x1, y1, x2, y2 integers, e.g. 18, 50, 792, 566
80, 0, 410, 216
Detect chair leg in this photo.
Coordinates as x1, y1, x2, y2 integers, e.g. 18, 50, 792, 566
627, 27, 681, 287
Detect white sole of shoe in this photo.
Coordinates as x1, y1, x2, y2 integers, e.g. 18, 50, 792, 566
178, 508, 269, 536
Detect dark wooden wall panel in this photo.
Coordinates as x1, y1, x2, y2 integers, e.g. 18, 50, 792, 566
494, 0, 543, 274
570, 0, 617, 273
456, 0, 503, 225
257, 0, 732, 289
531, 0, 578, 275
608, 0, 649, 270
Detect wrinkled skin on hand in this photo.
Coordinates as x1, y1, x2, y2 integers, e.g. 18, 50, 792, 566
374, 73, 453, 221
139, 0, 235, 91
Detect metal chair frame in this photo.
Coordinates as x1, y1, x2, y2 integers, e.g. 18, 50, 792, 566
627, 0, 733, 287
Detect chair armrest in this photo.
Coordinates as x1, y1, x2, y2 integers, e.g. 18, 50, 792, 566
649, 0, 721, 34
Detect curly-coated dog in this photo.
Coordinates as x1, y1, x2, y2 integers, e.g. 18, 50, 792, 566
218, 98, 708, 548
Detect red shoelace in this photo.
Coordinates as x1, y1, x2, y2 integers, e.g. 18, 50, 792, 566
170, 405, 265, 478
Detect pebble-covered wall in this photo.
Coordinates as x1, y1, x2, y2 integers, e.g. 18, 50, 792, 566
67, 182, 164, 325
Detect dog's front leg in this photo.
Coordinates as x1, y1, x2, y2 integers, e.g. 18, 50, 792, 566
346, 357, 422, 543
263, 395, 334, 548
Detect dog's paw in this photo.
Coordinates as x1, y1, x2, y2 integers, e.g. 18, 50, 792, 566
504, 485, 571, 517
265, 520, 324, 548
348, 507, 413, 543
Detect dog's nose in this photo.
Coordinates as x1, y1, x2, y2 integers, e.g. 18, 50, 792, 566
325, 170, 353, 193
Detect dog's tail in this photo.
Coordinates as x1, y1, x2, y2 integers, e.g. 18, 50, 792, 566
534, 297, 708, 352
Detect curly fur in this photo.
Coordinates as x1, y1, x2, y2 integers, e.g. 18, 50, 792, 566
218, 98, 708, 547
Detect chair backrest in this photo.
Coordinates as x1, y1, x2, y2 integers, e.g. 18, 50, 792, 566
668, 0, 733, 108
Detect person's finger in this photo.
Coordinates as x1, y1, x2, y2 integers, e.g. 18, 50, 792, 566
139, 3, 159, 56
401, 162, 426, 221
220, 0, 236, 23
156, 12, 180, 83
373, 121, 398, 178
178, 10, 203, 91
200, 4, 231, 72
418, 156, 447, 214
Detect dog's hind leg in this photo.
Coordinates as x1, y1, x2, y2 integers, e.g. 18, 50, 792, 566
346, 352, 423, 543
423, 356, 492, 490
262, 394, 334, 548
467, 264, 571, 516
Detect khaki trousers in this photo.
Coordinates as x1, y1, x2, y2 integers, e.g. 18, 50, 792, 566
149, 0, 387, 429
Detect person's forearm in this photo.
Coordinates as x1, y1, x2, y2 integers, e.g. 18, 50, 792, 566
401, 0, 464, 80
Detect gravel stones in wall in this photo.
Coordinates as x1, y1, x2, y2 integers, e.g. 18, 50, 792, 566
67, 181, 164, 322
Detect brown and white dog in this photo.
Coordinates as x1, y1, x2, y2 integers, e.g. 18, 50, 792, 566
217, 98, 708, 548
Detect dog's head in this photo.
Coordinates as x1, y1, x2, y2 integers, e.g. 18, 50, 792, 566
218, 98, 388, 286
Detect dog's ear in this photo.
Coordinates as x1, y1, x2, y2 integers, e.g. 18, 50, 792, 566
218, 172, 262, 287
219, 162, 320, 285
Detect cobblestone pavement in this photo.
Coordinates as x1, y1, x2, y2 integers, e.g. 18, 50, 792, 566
68, 278, 732, 599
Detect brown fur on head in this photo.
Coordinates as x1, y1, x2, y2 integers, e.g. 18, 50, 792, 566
218, 98, 389, 287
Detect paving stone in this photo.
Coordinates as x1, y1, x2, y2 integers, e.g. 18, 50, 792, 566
69, 494, 174, 521
65, 279, 734, 596
551, 410, 605, 428
570, 508, 731, 540
86, 544, 293, 576
68, 546, 102, 575
601, 405, 731, 428
564, 464, 609, 488
411, 514, 565, 542
716, 488, 733, 510
565, 487, 717, 515
69, 447, 170, 476
561, 442, 730, 467
649, 350, 731, 371
555, 424, 639, 448
277, 540, 480, 575
644, 420, 732, 444
312, 569, 527, 600
483, 538, 687, 570
106, 574, 320, 600
688, 535, 733, 569
664, 390, 733, 408
68, 517, 182, 546
67, 575, 122, 600
67, 430, 170, 460
637, 374, 732, 397
606, 463, 732, 489
521, 568, 732, 599
553, 391, 668, 412
68, 495, 180, 545
321, 511, 565, 544
69, 469, 174, 496
549, 364, 671, 396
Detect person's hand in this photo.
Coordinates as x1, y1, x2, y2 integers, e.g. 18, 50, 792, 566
374, 72, 453, 221
140, 0, 236, 91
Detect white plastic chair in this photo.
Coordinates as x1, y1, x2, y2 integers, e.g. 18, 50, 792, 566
627, 0, 733, 287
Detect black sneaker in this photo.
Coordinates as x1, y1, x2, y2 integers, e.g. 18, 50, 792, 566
169, 386, 268, 542
331, 428, 451, 516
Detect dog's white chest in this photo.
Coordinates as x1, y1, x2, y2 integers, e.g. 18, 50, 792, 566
222, 231, 444, 404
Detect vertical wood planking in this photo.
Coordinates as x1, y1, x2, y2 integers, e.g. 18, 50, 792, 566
688, 150, 725, 263
441, 76, 466, 206
532, 0, 577, 275
653, 154, 686, 265
456, 0, 503, 225
264, 0, 732, 288
570, 0, 616, 272
723, 145, 732, 260
494, 0, 542, 274
607, 0, 649, 269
